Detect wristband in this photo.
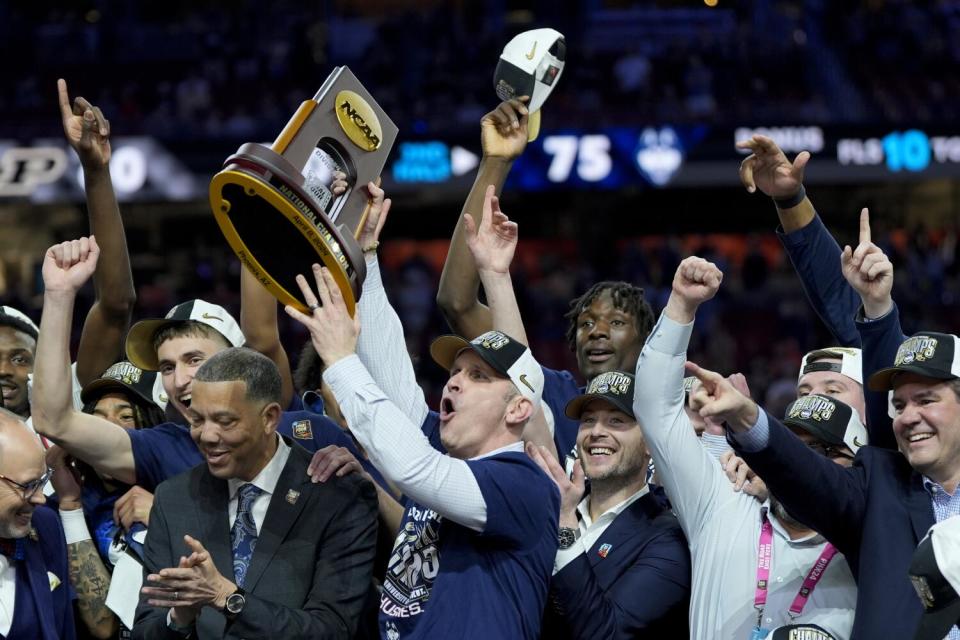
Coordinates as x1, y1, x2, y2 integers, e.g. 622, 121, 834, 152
59, 508, 92, 545
773, 185, 806, 209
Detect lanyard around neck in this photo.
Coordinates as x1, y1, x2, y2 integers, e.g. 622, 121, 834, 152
754, 513, 838, 627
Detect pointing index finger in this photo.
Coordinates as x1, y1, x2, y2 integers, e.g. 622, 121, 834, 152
57, 79, 72, 121
859, 208, 871, 245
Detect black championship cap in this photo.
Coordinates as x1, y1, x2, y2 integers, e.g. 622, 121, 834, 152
868, 332, 960, 392
783, 394, 868, 454
430, 330, 543, 405
768, 624, 836, 640
125, 299, 245, 371
80, 361, 160, 409
910, 516, 960, 640
565, 371, 636, 420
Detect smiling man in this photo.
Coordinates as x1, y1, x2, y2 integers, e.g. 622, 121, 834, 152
31, 238, 365, 494
286, 265, 559, 640
531, 371, 690, 640
133, 347, 377, 639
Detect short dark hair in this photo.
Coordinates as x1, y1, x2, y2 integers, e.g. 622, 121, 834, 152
151, 321, 230, 353
950, 379, 960, 402
0, 314, 38, 343
564, 281, 655, 351
293, 341, 325, 395
194, 347, 281, 406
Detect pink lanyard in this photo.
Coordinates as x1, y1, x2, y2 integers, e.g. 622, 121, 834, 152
754, 514, 838, 626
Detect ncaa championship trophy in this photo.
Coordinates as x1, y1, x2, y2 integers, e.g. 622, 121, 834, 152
209, 66, 398, 315
493, 28, 566, 142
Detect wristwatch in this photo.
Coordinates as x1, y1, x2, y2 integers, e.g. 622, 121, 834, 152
222, 587, 246, 621
558, 527, 581, 549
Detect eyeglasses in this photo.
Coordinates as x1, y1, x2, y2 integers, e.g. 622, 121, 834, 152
806, 442, 855, 461
0, 468, 53, 501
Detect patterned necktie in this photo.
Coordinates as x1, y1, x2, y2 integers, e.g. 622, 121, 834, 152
230, 484, 263, 587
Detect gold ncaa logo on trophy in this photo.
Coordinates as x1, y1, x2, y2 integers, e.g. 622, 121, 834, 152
209, 67, 398, 315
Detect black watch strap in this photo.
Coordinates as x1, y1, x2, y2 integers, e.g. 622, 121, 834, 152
222, 587, 246, 621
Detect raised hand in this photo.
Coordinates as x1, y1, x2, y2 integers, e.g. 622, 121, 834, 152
357, 180, 391, 253
841, 208, 894, 319
465, 185, 518, 276
58, 79, 111, 169
480, 97, 531, 161
42, 236, 100, 294
686, 361, 758, 432
284, 265, 360, 367
526, 442, 584, 529
736, 134, 809, 199
46, 445, 82, 510
664, 256, 723, 323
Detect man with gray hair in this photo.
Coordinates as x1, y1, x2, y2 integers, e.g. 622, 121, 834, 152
134, 347, 377, 640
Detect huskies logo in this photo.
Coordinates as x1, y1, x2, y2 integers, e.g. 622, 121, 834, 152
102, 362, 143, 385
381, 506, 442, 621
475, 330, 510, 351
291, 420, 313, 440
587, 372, 631, 396
895, 337, 938, 366
788, 396, 836, 422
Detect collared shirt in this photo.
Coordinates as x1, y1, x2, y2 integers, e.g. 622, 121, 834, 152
634, 313, 856, 639
554, 485, 650, 573
0, 556, 14, 636
226, 435, 291, 534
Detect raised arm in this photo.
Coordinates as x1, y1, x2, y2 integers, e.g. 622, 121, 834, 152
58, 80, 137, 387
436, 98, 530, 338
633, 257, 730, 537
287, 267, 489, 531
690, 364, 867, 552
31, 237, 136, 484
737, 134, 861, 346
841, 209, 904, 449
465, 185, 554, 455
240, 268, 294, 407
351, 184, 432, 426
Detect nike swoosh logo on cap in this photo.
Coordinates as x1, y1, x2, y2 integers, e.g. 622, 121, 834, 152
201, 313, 223, 322
519, 374, 535, 392
525, 42, 537, 60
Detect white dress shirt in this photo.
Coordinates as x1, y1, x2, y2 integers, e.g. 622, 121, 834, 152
227, 435, 291, 533
633, 312, 857, 639
553, 485, 649, 573
0, 556, 14, 636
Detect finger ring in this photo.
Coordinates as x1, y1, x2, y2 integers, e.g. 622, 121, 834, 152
308, 303, 320, 312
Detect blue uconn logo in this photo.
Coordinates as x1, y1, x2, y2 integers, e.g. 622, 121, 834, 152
634, 127, 683, 187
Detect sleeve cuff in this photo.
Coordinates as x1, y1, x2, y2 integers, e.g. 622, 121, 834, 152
646, 312, 694, 357
59, 508, 91, 545
700, 432, 730, 460
553, 540, 587, 574
727, 409, 770, 453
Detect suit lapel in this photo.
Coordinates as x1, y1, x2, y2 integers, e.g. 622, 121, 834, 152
242, 445, 311, 591
22, 535, 57, 640
194, 469, 233, 580
586, 493, 658, 574
905, 471, 936, 543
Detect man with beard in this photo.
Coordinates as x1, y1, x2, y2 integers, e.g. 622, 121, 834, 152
435, 98, 655, 464
633, 256, 858, 639
530, 371, 690, 639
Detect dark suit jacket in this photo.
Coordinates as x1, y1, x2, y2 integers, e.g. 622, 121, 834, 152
19, 506, 76, 640
132, 437, 378, 640
542, 491, 690, 640
734, 411, 934, 640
